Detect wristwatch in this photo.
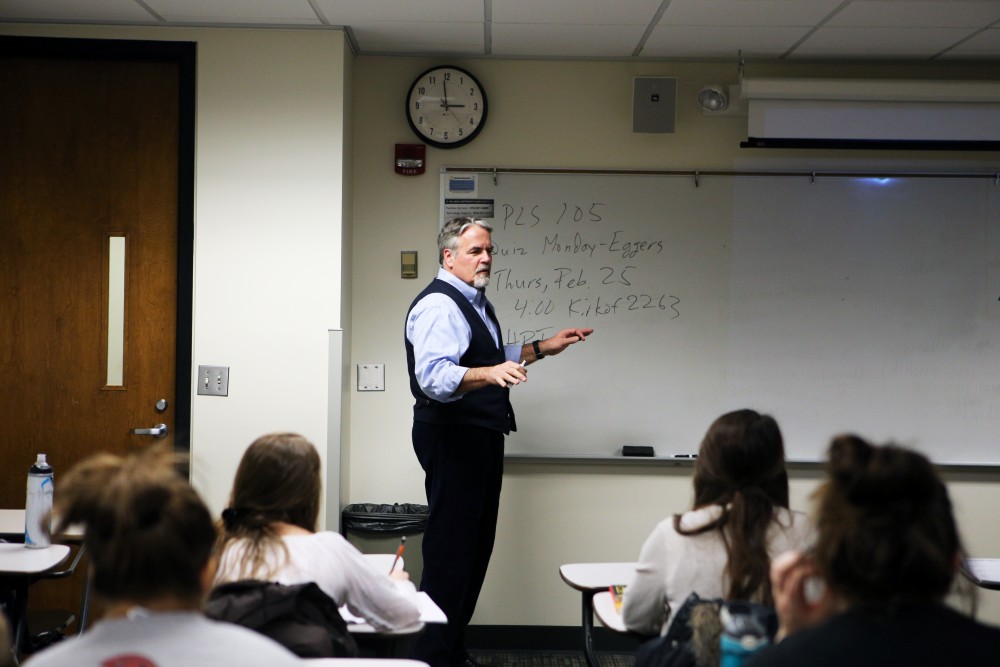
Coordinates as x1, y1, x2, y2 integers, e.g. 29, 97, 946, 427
532, 340, 545, 359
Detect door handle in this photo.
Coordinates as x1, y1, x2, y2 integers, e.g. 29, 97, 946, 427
132, 423, 168, 438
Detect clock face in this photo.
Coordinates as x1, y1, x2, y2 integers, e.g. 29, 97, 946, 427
406, 66, 487, 149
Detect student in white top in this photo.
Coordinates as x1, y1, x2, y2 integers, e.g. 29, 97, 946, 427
622, 409, 814, 637
25, 445, 301, 667
213, 433, 421, 630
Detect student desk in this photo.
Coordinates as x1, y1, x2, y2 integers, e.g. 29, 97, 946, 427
0, 509, 85, 540
0, 543, 71, 661
559, 562, 637, 667
344, 590, 445, 656
1, 509, 90, 659
961, 558, 1000, 591
345, 554, 446, 657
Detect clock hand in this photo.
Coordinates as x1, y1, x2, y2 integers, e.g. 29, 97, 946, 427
440, 77, 450, 110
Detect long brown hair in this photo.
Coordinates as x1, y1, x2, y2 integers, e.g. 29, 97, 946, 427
216, 432, 321, 579
55, 443, 215, 606
812, 435, 965, 608
675, 409, 789, 605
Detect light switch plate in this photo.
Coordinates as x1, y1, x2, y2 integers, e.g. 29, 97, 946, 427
197, 365, 230, 396
357, 363, 385, 391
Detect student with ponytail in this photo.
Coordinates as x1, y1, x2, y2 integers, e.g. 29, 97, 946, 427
748, 435, 1000, 666
622, 409, 814, 636
213, 433, 421, 630
24, 444, 300, 667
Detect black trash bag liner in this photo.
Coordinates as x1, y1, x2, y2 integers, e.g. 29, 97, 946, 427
341, 502, 428, 534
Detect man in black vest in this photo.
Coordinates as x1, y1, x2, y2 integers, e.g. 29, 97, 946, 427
406, 217, 592, 667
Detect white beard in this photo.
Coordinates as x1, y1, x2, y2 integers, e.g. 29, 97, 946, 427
473, 272, 490, 289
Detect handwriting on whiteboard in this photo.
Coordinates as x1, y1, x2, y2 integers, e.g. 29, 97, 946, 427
487, 199, 682, 345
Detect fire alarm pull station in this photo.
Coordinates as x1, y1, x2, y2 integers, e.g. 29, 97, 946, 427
395, 144, 426, 176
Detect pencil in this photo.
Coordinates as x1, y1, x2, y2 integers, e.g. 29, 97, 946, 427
389, 535, 406, 573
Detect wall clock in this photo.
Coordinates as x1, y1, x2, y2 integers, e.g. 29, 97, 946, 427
406, 65, 488, 149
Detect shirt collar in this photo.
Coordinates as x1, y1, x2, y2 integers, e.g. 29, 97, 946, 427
437, 267, 482, 306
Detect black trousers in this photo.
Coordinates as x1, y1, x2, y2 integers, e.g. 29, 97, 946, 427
409, 421, 505, 667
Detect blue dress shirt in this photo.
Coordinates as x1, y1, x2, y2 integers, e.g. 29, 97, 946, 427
406, 268, 521, 402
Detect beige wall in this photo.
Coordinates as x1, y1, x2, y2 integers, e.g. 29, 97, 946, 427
349, 55, 1000, 627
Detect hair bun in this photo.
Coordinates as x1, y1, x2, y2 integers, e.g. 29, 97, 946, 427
827, 435, 939, 508
134, 486, 172, 530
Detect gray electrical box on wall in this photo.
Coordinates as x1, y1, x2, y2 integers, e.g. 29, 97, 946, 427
357, 363, 385, 391
633, 77, 677, 133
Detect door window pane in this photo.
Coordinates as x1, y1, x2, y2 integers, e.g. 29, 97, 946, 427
106, 236, 125, 387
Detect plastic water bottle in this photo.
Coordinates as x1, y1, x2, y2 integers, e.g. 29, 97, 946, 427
719, 601, 771, 667
25, 453, 54, 548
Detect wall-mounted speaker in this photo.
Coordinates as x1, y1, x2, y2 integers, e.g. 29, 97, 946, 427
633, 77, 677, 134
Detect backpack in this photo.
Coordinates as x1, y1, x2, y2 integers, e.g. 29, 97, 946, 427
205, 580, 359, 658
633, 593, 777, 667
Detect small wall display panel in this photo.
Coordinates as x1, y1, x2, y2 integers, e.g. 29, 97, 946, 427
440, 168, 1000, 465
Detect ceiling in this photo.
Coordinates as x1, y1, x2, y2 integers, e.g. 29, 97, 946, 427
3, 0, 1000, 61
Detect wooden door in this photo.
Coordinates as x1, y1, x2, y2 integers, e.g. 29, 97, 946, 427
0, 36, 194, 629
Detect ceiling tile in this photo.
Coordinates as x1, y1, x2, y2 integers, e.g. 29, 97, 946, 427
661, 0, 847, 26
828, 1, 1000, 29
0, 0, 157, 23
491, 23, 646, 57
146, 0, 320, 24
352, 21, 484, 54
793, 26, 979, 58
313, 0, 482, 24
492, 0, 662, 24
940, 26, 1000, 58
643, 25, 809, 59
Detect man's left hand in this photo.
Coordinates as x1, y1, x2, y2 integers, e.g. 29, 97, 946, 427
540, 328, 593, 358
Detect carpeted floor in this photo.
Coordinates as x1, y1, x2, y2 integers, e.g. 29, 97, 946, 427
469, 651, 634, 667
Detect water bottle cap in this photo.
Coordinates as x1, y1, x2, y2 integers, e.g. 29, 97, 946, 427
36, 454, 47, 464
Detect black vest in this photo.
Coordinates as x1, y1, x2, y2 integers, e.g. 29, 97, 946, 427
405, 278, 516, 435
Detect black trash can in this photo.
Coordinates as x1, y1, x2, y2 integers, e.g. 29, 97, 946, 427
341, 503, 428, 588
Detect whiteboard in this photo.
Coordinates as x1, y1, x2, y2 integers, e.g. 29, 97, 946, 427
440, 169, 1000, 465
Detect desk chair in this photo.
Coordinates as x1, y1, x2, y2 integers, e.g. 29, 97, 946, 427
0, 543, 71, 664
25, 542, 91, 651
592, 590, 628, 635
343, 553, 445, 658
350, 621, 425, 659
961, 558, 1000, 591
0, 509, 91, 651
559, 562, 637, 667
